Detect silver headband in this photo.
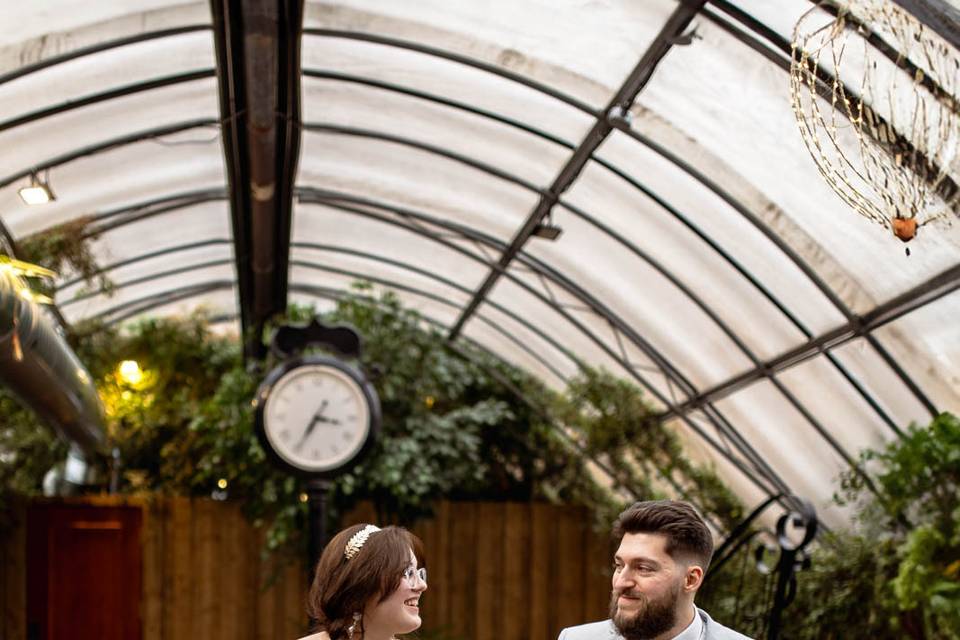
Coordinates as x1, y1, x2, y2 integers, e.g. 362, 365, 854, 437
344, 524, 380, 560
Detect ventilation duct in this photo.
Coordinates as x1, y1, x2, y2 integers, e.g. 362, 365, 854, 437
0, 268, 106, 494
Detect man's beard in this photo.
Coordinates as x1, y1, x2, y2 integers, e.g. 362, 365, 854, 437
609, 582, 681, 640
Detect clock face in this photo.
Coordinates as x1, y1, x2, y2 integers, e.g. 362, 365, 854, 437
261, 362, 373, 473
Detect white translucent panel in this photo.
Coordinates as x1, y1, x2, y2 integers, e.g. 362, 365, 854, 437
0, 1, 209, 49
290, 265, 464, 330
669, 417, 782, 532
873, 288, 960, 416
104, 285, 238, 329
290, 245, 472, 310
830, 338, 935, 431
776, 354, 899, 457
0, 77, 220, 182
722, 0, 812, 43
517, 197, 756, 390
0, 31, 215, 122
61, 263, 236, 323
714, 380, 854, 526
305, 0, 676, 109
2, 123, 226, 237
294, 202, 490, 293
301, 76, 570, 188
638, 16, 960, 310
594, 130, 847, 337
58, 239, 233, 307
461, 302, 573, 391
302, 34, 597, 147
298, 130, 538, 241
482, 274, 663, 399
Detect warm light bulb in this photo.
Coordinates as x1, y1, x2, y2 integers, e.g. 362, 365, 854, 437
217, 478, 228, 490
18, 183, 55, 205
118, 360, 143, 385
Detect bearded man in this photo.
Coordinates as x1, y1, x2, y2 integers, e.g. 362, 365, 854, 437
558, 500, 752, 640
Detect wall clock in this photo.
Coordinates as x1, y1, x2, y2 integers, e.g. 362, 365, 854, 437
254, 354, 381, 478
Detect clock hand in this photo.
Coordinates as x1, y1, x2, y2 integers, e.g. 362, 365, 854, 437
294, 400, 329, 451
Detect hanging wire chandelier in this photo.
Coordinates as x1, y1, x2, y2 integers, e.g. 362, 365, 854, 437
790, 0, 960, 248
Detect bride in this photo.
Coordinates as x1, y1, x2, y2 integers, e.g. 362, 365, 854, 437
299, 524, 428, 640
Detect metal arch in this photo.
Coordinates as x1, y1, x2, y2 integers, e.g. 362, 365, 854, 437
300, 69, 907, 438
56, 238, 232, 291
302, 30, 598, 117
298, 123, 869, 491
0, 70, 216, 134
90, 280, 235, 326
296, 189, 793, 501
48, 233, 580, 381
0, 25, 212, 87
663, 262, 960, 418
302, 6, 936, 427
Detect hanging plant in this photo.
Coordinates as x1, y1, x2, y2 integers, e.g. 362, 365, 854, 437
16, 216, 113, 297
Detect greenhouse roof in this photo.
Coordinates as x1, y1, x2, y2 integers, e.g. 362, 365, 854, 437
2, 0, 959, 529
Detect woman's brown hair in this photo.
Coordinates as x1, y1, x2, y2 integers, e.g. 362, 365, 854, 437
307, 524, 425, 639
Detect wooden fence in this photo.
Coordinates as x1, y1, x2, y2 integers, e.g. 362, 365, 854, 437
1, 497, 613, 640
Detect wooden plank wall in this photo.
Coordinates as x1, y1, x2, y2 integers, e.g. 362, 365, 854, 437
0, 498, 612, 640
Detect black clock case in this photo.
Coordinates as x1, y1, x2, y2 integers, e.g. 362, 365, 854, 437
253, 354, 382, 479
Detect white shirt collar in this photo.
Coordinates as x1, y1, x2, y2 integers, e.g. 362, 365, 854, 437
670, 607, 704, 640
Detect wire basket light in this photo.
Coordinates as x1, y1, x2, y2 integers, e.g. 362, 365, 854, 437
790, 0, 960, 246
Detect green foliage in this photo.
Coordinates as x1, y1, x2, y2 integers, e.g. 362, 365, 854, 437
556, 367, 743, 530
0, 283, 739, 564
702, 412, 960, 640
16, 217, 112, 296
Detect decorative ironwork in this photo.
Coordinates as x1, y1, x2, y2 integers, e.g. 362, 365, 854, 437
791, 0, 960, 245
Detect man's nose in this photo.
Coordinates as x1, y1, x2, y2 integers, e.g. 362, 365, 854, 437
612, 569, 635, 590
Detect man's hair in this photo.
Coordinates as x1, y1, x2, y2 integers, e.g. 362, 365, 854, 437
613, 500, 714, 570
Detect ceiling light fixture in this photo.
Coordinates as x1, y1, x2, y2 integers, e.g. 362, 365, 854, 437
532, 215, 563, 240
18, 172, 56, 205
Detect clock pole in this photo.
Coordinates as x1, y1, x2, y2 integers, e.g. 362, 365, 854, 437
306, 477, 333, 572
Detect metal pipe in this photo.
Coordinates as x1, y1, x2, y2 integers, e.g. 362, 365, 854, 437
0, 268, 105, 492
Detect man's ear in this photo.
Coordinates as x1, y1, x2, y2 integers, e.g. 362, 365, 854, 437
684, 565, 704, 593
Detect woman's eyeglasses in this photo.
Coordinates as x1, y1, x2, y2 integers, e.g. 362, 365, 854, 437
402, 566, 427, 586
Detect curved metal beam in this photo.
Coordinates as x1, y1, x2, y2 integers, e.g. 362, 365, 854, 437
297, 189, 791, 500
0, 25, 212, 87
0, 70, 215, 134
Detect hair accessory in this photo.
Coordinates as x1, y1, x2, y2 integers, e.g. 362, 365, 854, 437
344, 524, 380, 560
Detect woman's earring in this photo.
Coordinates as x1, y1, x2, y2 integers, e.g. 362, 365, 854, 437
347, 612, 361, 639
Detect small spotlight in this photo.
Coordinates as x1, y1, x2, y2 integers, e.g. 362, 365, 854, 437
18, 174, 56, 205
532, 221, 563, 240
424, 395, 435, 409
299, 492, 309, 503
217, 478, 228, 490
118, 360, 143, 385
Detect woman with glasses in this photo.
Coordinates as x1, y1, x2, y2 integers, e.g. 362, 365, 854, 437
299, 523, 428, 640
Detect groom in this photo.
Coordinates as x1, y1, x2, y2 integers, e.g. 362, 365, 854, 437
558, 500, 752, 640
